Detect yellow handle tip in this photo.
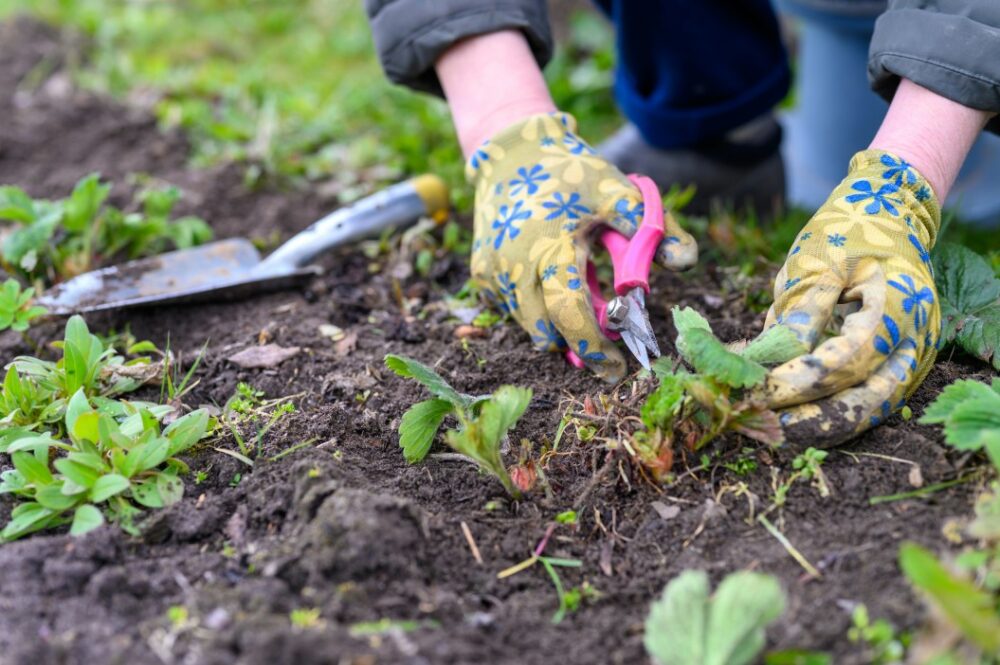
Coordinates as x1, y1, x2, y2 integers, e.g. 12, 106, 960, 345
410, 174, 450, 224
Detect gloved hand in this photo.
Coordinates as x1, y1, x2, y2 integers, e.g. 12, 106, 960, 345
467, 112, 697, 382
763, 150, 941, 446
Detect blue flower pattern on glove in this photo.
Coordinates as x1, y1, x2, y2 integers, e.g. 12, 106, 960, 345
845, 180, 902, 216
543, 192, 591, 221
888, 274, 934, 330
614, 198, 644, 230
566, 265, 582, 290
509, 165, 550, 197
575, 339, 606, 363
491, 201, 532, 249
497, 272, 519, 312
531, 319, 566, 350
827, 233, 846, 247
880, 154, 917, 185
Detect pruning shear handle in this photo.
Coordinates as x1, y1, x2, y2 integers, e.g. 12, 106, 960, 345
567, 174, 665, 371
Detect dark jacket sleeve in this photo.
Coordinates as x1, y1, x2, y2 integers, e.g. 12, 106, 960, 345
364, 0, 554, 96
869, 0, 1000, 134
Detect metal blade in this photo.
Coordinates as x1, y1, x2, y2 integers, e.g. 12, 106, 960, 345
620, 329, 651, 370
624, 290, 661, 359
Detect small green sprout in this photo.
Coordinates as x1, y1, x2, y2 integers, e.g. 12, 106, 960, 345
847, 604, 907, 665
0, 279, 46, 333
289, 608, 322, 629
555, 510, 578, 525
167, 605, 189, 628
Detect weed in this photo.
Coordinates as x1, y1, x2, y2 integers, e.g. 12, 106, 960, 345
289, 608, 322, 629
631, 307, 807, 480
218, 383, 296, 464
167, 606, 190, 629
722, 448, 759, 477
644, 569, 786, 665
1, 316, 163, 435
846, 604, 907, 665
0, 388, 213, 540
0, 174, 210, 285
772, 448, 831, 508
385, 354, 532, 498
0, 278, 46, 333
497, 525, 583, 624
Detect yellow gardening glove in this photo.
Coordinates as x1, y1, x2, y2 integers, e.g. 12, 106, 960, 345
763, 150, 941, 447
467, 112, 697, 382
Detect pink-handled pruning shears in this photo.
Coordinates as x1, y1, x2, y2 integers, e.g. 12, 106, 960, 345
567, 174, 664, 371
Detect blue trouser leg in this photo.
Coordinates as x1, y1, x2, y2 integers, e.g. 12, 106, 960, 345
593, 0, 791, 149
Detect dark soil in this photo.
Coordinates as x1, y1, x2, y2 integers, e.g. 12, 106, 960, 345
0, 17, 996, 665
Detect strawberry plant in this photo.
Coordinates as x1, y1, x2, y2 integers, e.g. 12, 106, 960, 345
918, 378, 1000, 473
0, 389, 213, 540
632, 307, 807, 480
384, 354, 532, 498
0, 173, 211, 285
933, 243, 1000, 371
644, 569, 786, 665
0, 278, 46, 333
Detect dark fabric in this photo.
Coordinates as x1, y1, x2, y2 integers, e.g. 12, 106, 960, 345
870, 0, 1000, 134
592, 0, 791, 149
364, 0, 553, 96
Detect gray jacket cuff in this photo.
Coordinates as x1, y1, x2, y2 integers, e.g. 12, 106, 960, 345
365, 0, 554, 96
869, 1, 1000, 134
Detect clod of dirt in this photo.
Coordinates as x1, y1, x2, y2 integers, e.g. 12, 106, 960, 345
276, 488, 430, 591
227, 343, 301, 368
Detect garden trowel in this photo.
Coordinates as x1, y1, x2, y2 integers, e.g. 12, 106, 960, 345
35, 175, 449, 315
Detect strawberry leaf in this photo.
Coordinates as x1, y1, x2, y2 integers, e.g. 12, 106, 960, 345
933, 243, 1000, 370
399, 398, 452, 463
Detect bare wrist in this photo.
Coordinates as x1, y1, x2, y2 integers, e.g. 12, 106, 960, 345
869, 78, 993, 200
436, 30, 556, 157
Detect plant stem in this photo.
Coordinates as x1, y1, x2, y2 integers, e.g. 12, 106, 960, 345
758, 515, 821, 578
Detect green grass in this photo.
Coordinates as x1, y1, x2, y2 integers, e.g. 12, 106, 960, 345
0, 1, 620, 211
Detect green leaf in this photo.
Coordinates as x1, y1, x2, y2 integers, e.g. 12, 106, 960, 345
706, 572, 787, 665
0, 185, 36, 222
1, 502, 58, 541
644, 570, 709, 665
63, 173, 110, 232
740, 325, 808, 366
478, 385, 532, 452
2, 206, 61, 266
764, 651, 833, 665
70, 504, 105, 536
899, 542, 1000, 653
641, 372, 688, 430
919, 379, 1000, 424
934, 243, 1000, 371
672, 307, 767, 388
35, 483, 80, 511
54, 458, 101, 489
12, 451, 53, 486
398, 398, 452, 463
90, 474, 131, 502
645, 570, 786, 665
156, 473, 184, 505
132, 479, 164, 508
384, 354, 470, 409
942, 397, 1000, 451
163, 408, 210, 456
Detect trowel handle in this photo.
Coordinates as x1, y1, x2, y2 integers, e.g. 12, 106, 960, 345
257, 175, 449, 272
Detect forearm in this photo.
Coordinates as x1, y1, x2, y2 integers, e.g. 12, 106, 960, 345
435, 30, 556, 158
869, 78, 994, 201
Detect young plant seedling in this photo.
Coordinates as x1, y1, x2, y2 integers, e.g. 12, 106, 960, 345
771, 447, 831, 509
846, 604, 907, 665
218, 382, 297, 465
496, 524, 584, 624
0, 278, 46, 333
644, 569, 786, 665
0, 389, 213, 540
2, 315, 163, 435
632, 307, 807, 480
384, 354, 532, 498
0, 174, 211, 285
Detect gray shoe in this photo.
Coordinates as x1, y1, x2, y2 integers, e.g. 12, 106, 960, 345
598, 115, 786, 217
